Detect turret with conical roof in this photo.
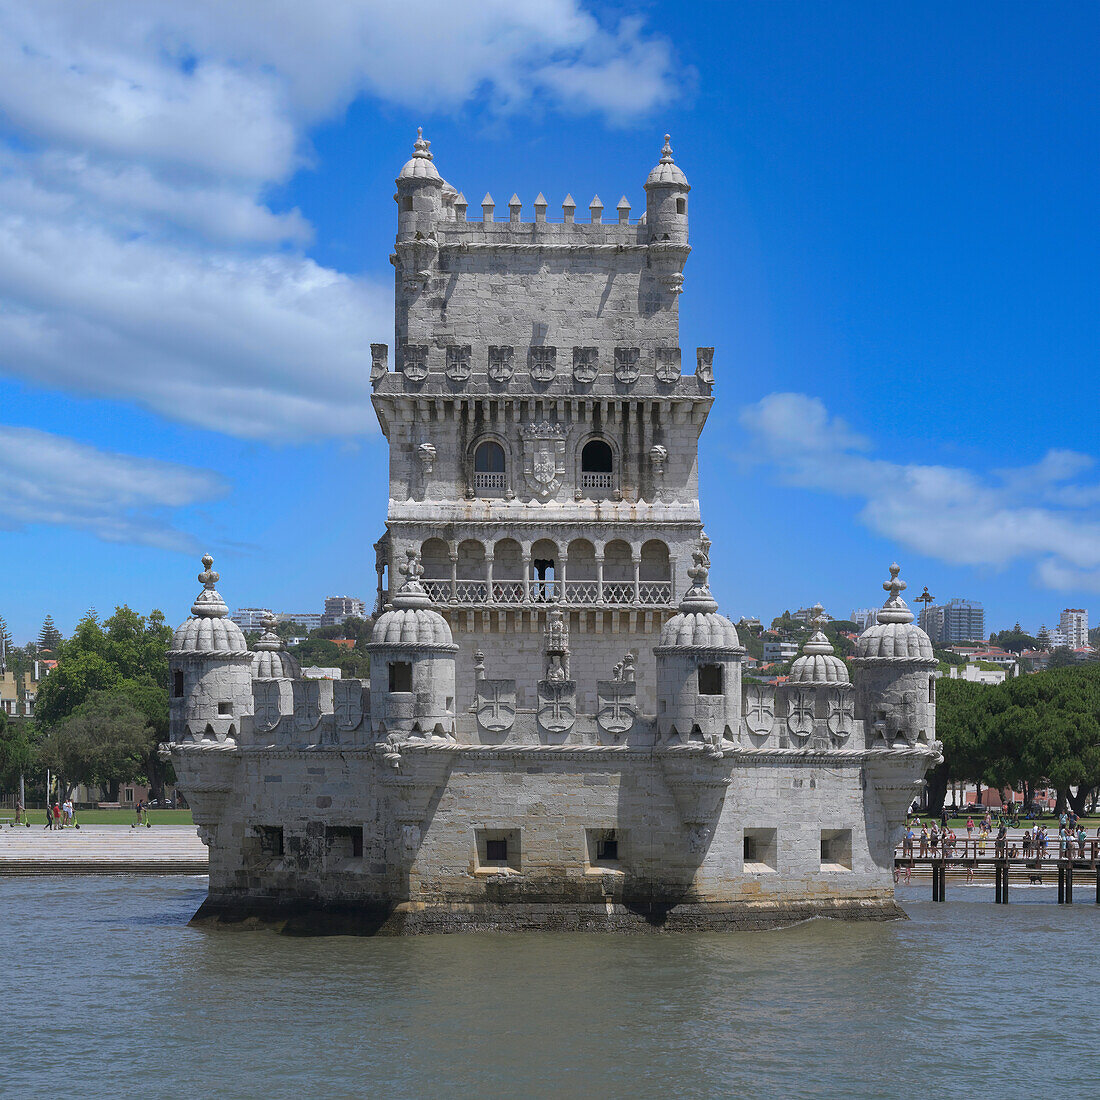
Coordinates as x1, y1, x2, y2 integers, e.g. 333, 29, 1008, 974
250, 612, 301, 681
655, 534, 743, 746
168, 555, 254, 743
852, 564, 937, 748
364, 549, 458, 739
644, 133, 690, 247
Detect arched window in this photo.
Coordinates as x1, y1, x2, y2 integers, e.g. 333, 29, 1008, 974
473, 441, 506, 493
581, 439, 614, 490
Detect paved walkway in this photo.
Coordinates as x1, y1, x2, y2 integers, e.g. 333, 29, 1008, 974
0, 824, 208, 874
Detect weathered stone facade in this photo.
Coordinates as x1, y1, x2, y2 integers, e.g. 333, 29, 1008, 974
164, 134, 941, 934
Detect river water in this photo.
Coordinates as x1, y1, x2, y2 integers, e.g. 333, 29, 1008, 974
4, 876, 1098, 1098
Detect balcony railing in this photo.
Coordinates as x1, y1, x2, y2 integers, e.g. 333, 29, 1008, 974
473, 471, 506, 491
420, 578, 672, 607
580, 472, 615, 489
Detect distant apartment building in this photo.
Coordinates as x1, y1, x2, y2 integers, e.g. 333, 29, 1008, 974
850, 608, 878, 632
1059, 608, 1088, 650
277, 612, 324, 632
763, 639, 801, 662
322, 596, 366, 627
0, 660, 50, 717
792, 606, 832, 625
918, 598, 985, 645
231, 607, 275, 631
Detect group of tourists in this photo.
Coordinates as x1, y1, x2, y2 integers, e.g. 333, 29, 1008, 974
42, 800, 77, 829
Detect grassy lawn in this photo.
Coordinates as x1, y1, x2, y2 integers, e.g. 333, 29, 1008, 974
7, 808, 195, 826
926, 814, 1100, 832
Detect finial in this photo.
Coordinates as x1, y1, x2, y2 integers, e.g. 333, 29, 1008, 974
399, 548, 425, 585
562, 193, 576, 224
678, 533, 719, 615
198, 554, 219, 589
660, 133, 674, 163
883, 562, 906, 600
810, 602, 827, 630
412, 126, 432, 159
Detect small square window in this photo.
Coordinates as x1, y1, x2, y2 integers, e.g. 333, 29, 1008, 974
402, 196, 413, 211
389, 661, 412, 693
172, 670, 184, 698
218, 701, 233, 715
676, 198, 686, 214
326, 825, 363, 861
820, 829, 852, 870
476, 828, 520, 871
698, 664, 723, 696
258, 826, 284, 859
743, 828, 777, 871
587, 828, 623, 868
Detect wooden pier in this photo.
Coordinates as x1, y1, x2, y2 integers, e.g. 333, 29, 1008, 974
895, 837, 1100, 904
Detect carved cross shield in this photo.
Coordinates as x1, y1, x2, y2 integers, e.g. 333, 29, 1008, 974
252, 680, 281, 734
476, 679, 516, 733
827, 688, 855, 740
614, 347, 640, 383
743, 684, 775, 737
528, 345, 556, 382
293, 680, 321, 732
786, 689, 815, 740
696, 347, 715, 384
488, 345, 515, 383
370, 343, 388, 384
537, 679, 576, 734
522, 422, 565, 501
333, 680, 364, 732
445, 344, 471, 382
655, 346, 681, 383
597, 680, 636, 737
402, 343, 429, 383
573, 346, 599, 383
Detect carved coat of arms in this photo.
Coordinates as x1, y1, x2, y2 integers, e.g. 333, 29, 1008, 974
476, 679, 516, 733
333, 680, 364, 732
528, 345, 556, 383
537, 680, 576, 735
573, 346, 599, 383
488, 345, 515, 383
445, 345, 471, 382
401, 343, 429, 383
370, 343, 388, 384
826, 688, 855, 741
521, 421, 566, 501
614, 347, 640, 384
655, 346, 681, 384
293, 680, 321, 733
743, 684, 775, 738
252, 681, 281, 735
596, 680, 636, 737
786, 689, 815, 740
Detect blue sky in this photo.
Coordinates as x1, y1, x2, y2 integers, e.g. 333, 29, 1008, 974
1, 1, 1099, 643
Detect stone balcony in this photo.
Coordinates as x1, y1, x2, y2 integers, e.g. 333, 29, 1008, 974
408, 578, 673, 609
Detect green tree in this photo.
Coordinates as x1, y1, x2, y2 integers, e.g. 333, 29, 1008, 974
1049, 646, 1077, 668
990, 629, 1038, 653
0, 712, 35, 797
37, 614, 63, 653
0, 614, 12, 669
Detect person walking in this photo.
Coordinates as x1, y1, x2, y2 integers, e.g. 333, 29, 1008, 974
44, 804, 53, 830
52, 802, 61, 830
966, 816, 974, 841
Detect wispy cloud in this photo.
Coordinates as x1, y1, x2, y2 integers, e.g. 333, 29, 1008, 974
0, 2, 682, 442
740, 392, 1100, 592
0, 426, 228, 550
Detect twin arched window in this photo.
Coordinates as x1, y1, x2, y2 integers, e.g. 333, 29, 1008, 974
472, 437, 616, 495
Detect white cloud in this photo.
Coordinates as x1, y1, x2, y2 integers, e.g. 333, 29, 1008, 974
0, 425, 227, 550
0, 1, 682, 442
740, 393, 1100, 592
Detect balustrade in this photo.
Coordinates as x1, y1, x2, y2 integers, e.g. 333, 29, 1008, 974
419, 577, 671, 607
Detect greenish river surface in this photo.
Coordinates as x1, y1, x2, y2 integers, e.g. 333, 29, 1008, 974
3, 876, 1098, 1098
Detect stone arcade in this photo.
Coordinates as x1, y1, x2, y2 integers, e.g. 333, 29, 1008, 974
164, 134, 941, 933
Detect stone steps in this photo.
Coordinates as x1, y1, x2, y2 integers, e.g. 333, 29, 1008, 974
0, 825, 208, 874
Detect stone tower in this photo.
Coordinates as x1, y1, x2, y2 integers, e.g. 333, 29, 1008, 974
371, 132, 714, 715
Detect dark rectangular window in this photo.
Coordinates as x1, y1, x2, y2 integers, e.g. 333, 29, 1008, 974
676, 198, 686, 214
596, 836, 618, 861
218, 701, 232, 715
698, 664, 723, 695
326, 825, 363, 860
485, 838, 508, 862
402, 196, 413, 211
259, 826, 284, 859
389, 661, 412, 692
173, 670, 184, 698
744, 835, 757, 862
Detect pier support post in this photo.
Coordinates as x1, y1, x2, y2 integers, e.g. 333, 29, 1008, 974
1095, 865, 1100, 905
995, 864, 1002, 903
1066, 863, 1073, 903
999, 861, 1009, 903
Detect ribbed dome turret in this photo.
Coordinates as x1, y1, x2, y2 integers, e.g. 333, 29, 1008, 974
855, 564, 934, 661
170, 555, 248, 655
369, 550, 454, 648
658, 535, 740, 649
789, 604, 849, 684
250, 612, 301, 679
396, 127, 442, 184
645, 134, 690, 190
